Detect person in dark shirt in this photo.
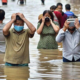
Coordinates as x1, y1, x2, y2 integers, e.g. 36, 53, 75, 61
41, 0, 45, 5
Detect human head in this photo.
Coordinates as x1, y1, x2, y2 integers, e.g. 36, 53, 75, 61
65, 4, 71, 11
14, 15, 24, 26
14, 15, 24, 32
43, 10, 54, 21
50, 5, 57, 12
38, 14, 43, 21
0, 9, 5, 21
67, 17, 76, 32
56, 3, 63, 13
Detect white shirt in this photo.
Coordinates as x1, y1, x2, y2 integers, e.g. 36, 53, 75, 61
0, 23, 5, 53
56, 28, 80, 61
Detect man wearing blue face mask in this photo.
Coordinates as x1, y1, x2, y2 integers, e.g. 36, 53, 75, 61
3, 13, 36, 66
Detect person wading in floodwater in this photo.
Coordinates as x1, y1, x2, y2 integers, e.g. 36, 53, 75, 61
41, 0, 45, 5
2, 0, 7, 5
17, 0, 26, 5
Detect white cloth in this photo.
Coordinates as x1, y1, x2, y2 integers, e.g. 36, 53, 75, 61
0, 23, 5, 53
56, 28, 80, 61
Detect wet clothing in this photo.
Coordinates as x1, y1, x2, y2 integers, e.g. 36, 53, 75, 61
63, 57, 80, 62
4, 28, 33, 65
37, 22, 59, 49
0, 23, 6, 53
2, 0, 7, 5
56, 28, 80, 61
54, 11, 63, 28
5, 62, 28, 66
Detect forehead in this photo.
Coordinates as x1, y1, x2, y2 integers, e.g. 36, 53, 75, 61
57, 5, 62, 8
44, 13, 50, 16
14, 20, 24, 24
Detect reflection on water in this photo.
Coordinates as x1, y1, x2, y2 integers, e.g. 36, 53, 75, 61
4, 66, 29, 80
62, 62, 80, 80
0, 0, 80, 80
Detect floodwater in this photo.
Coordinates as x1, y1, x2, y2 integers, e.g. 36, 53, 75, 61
0, 0, 80, 80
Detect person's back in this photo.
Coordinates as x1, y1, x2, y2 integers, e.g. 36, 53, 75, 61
0, 9, 5, 53
2, 0, 7, 5
65, 11, 74, 17
65, 4, 74, 17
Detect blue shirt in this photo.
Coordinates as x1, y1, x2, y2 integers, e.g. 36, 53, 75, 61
56, 28, 80, 61
65, 11, 74, 17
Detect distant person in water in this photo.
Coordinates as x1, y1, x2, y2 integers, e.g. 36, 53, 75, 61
0, 9, 6, 53
12, 0, 15, 1
3, 13, 36, 66
41, 0, 45, 5
65, 4, 77, 18
2, 0, 7, 5
17, 0, 26, 5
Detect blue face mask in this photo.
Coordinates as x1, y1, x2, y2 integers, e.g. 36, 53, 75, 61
14, 25, 24, 32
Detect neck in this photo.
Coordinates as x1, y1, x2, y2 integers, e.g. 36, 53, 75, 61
0, 21, 3, 24
68, 29, 75, 34
69, 30, 74, 34
14, 29, 23, 34
66, 10, 70, 11
45, 22, 50, 26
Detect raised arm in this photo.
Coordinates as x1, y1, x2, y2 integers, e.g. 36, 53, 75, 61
17, 13, 36, 34
50, 19, 59, 33
3, 13, 16, 36
56, 21, 69, 42
74, 19, 80, 32
37, 17, 45, 34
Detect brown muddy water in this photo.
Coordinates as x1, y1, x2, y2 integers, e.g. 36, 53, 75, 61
0, 0, 80, 80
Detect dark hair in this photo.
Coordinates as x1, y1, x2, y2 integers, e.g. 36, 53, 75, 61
50, 5, 57, 10
39, 10, 54, 23
56, 2, 63, 8
16, 15, 23, 20
15, 15, 23, 22
0, 9, 5, 20
65, 4, 71, 10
